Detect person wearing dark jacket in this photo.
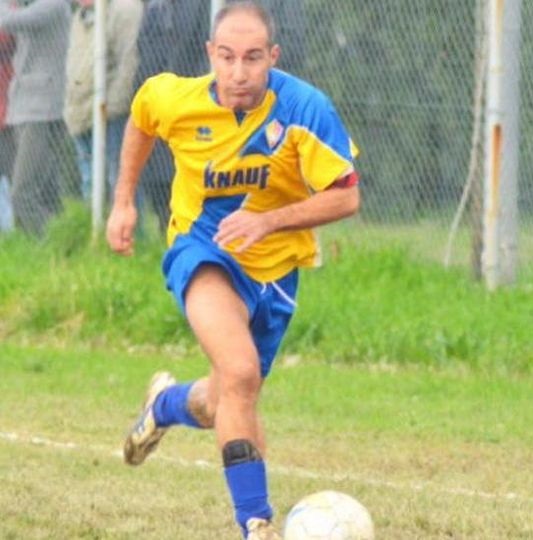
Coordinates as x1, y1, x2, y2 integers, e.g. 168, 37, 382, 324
135, 0, 210, 232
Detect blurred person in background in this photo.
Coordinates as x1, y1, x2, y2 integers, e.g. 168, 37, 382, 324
0, 29, 15, 232
64, 0, 143, 208
136, 0, 209, 81
0, 0, 71, 235
135, 0, 210, 233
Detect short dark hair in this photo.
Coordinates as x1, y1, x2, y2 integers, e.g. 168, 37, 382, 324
211, 1, 276, 46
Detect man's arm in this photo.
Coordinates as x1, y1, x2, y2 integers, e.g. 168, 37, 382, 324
214, 182, 360, 253
106, 117, 155, 255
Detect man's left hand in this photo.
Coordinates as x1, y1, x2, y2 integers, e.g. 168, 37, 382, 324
214, 210, 274, 253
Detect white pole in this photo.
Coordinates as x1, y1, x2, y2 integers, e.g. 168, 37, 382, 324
210, 0, 225, 33
91, 0, 107, 238
482, 0, 522, 289
499, 0, 522, 285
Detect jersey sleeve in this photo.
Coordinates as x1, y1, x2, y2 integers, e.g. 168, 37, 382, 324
131, 77, 161, 137
131, 73, 179, 140
295, 94, 359, 192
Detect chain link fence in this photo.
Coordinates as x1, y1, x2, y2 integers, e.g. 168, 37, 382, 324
518, 0, 533, 277
0, 0, 531, 281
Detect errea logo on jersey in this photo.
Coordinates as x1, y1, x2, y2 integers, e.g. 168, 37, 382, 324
196, 126, 213, 142
204, 163, 270, 190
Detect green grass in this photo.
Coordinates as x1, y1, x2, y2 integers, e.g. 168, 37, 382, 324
1, 203, 532, 373
0, 344, 532, 539
1, 206, 533, 538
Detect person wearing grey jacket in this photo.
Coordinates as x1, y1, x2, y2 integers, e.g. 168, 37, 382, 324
0, 0, 72, 235
64, 0, 143, 205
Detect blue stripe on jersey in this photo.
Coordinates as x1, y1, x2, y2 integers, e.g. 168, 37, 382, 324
240, 109, 283, 157
190, 194, 247, 241
241, 69, 352, 160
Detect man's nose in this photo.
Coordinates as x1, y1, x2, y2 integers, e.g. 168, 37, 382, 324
232, 60, 247, 83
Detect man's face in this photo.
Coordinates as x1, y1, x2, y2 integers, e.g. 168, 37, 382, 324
207, 11, 280, 111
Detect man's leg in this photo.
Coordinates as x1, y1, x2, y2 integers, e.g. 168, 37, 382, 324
122, 261, 263, 455
73, 131, 92, 202
185, 266, 261, 447
11, 122, 62, 235
123, 255, 279, 537
185, 265, 275, 538
0, 174, 14, 232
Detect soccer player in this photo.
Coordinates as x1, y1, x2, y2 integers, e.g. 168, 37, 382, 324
106, 2, 360, 538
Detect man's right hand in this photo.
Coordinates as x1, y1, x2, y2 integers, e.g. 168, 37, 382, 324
106, 201, 138, 256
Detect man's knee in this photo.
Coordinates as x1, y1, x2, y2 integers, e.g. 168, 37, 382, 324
219, 361, 262, 400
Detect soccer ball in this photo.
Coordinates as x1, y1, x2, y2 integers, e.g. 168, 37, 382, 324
283, 490, 375, 540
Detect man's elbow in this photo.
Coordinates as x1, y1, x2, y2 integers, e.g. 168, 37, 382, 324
343, 186, 360, 217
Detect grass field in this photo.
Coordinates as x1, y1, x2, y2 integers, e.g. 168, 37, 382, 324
1, 344, 532, 539
1, 208, 532, 538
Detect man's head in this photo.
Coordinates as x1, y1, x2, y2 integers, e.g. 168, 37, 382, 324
207, 2, 280, 111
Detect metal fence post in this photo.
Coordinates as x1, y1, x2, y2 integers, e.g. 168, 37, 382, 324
483, 0, 522, 289
91, 0, 107, 238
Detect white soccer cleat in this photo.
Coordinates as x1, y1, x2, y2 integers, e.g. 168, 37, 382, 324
123, 371, 176, 466
246, 518, 281, 540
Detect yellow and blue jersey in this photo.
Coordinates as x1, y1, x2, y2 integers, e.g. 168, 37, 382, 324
131, 69, 359, 282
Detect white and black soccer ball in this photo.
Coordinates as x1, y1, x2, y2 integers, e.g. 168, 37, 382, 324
283, 490, 375, 540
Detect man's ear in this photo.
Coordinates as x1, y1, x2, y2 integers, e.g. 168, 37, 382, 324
205, 41, 215, 70
270, 44, 281, 67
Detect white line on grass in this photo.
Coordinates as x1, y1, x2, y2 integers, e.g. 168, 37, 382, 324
0, 430, 530, 504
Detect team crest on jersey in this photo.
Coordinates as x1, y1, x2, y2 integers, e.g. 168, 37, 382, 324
265, 119, 284, 149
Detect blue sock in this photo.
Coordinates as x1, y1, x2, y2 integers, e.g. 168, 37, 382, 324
152, 382, 202, 428
224, 460, 273, 537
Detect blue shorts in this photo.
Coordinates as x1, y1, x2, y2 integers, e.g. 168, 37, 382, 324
162, 234, 299, 377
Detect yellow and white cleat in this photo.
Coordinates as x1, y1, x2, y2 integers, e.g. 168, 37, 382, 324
123, 371, 176, 466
